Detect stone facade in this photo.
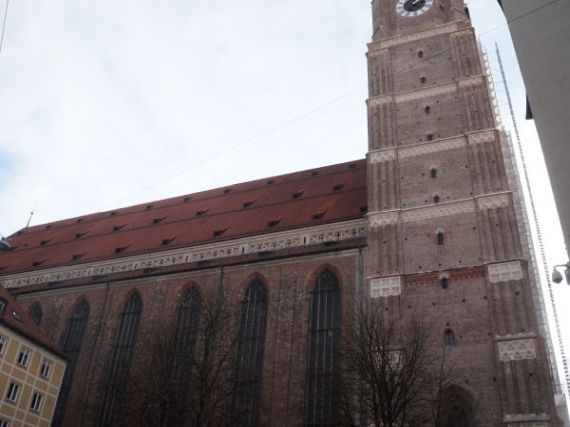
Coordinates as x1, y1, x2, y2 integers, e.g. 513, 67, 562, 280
15, 250, 362, 426
0, 0, 563, 426
365, 0, 560, 425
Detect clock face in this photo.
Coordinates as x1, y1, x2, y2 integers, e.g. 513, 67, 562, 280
396, 0, 433, 17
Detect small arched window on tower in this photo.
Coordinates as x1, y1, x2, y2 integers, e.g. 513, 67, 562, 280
444, 329, 456, 346
424, 105, 431, 114
433, 195, 440, 204
437, 231, 445, 246
430, 168, 438, 179
417, 50, 424, 59
440, 275, 449, 289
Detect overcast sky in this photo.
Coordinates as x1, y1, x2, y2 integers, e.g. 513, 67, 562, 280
0, 0, 568, 398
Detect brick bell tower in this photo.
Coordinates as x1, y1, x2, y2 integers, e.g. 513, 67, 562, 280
365, 0, 561, 425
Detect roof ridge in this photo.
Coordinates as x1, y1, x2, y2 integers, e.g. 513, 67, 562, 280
9, 185, 367, 254
17, 160, 365, 235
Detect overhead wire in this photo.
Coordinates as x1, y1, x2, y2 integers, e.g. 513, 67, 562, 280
0, 0, 9, 55
110, 0, 563, 206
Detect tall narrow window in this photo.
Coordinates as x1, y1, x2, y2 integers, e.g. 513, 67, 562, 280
52, 299, 90, 427
98, 293, 142, 427
28, 302, 42, 326
174, 287, 202, 366
305, 269, 341, 427
234, 279, 268, 427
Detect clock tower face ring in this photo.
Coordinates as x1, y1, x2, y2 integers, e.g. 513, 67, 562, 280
396, 0, 433, 16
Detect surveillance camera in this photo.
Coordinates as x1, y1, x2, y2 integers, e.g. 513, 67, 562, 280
552, 269, 563, 284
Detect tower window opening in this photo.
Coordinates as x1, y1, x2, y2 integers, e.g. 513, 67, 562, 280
437, 231, 445, 245
426, 133, 434, 141
425, 105, 431, 114
441, 277, 449, 289
420, 76, 427, 84
430, 168, 438, 178
418, 50, 424, 59
444, 329, 456, 346
434, 195, 440, 204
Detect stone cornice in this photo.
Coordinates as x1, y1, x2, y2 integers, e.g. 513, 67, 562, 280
368, 192, 514, 226
366, 74, 486, 106
0, 219, 367, 289
367, 75, 486, 106
367, 20, 472, 53
368, 129, 497, 163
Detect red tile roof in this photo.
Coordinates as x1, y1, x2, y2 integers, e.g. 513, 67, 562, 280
0, 284, 64, 357
0, 159, 367, 276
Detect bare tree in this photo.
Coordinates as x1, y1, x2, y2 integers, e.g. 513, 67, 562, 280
339, 305, 470, 427
88, 288, 240, 427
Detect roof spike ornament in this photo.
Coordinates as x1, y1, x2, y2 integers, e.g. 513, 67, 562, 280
25, 201, 37, 229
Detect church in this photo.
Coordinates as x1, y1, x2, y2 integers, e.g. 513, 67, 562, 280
0, 0, 563, 425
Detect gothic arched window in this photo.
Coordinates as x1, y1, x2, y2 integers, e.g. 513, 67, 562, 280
444, 329, 456, 346
174, 287, 202, 363
234, 279, 268, 426
28, 302, 42, 326
305, 268, 341, 427
98, 293, 142, 427
52, 299, 90, 427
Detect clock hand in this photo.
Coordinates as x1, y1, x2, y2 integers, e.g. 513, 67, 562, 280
412, 0, 422, 4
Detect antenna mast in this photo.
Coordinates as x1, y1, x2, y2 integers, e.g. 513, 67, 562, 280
495, 42, 570, 399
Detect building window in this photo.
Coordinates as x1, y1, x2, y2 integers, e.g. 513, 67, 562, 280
441, 277, 449, 289
0, 298, 6, 315
52, 299, 90, 427
98, 293, 142, 427
433, 195, 440, 204
437, 231, 445, 245
234, 279, 268, 426
305, 268, 341, 426
30, 392, 43, 413
444, 329, 456, 346
0, 336, 6, 355
17, 347, 30, 367
430, 168, 438, 178
40, 359, 52, 379
28, 302, 42, 326
5, 382, 19, 402
174, 287, 202, 365
0, 419, 8, 427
